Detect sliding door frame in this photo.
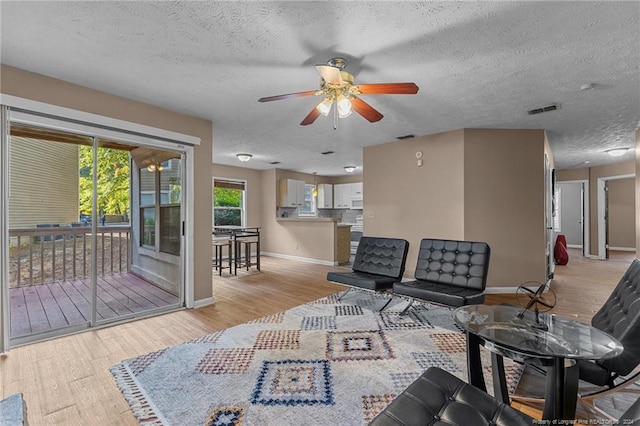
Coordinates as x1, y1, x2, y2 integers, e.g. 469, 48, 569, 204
0, 95, 198, 351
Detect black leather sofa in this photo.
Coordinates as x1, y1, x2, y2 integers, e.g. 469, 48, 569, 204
392, 238, 491, 311
327, 236, 409, 306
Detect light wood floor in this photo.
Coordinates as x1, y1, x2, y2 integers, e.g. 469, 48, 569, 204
0, 249, 635, 425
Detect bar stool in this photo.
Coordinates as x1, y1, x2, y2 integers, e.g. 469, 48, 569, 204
234, 233, 260, 273
212, 236, 232, 276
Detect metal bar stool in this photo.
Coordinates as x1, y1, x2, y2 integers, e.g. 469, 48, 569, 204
212, 236, 232, 276
234, 232, 260, 273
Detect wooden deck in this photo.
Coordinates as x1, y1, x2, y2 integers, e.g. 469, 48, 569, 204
9, 273, 179, 338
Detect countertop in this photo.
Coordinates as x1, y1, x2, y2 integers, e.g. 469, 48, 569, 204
276, 217, 338, 222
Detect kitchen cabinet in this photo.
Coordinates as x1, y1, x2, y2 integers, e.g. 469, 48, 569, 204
279, 178, 305, 207
316, 183, 333, 209
333, 182, 363, 209
333, 184, 350, 208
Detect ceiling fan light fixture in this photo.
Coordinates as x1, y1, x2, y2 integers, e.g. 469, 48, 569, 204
316, 98, 333, 116
606, 148, 629, 157
344, 166, 356, 173
236, 153, 253, 162
337, 94, 352, 118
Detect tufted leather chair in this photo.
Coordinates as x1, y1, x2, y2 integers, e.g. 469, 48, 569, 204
369, 367, 532, 426
393, 239, 491, 310
327, 236, 409, 296
580, 258, 640, 387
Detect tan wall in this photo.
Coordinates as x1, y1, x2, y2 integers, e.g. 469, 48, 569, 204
556, 168, 589, 182
1, 65, 213, 302
364, 130, 466, 277
608, 177, 635, 249
9, 137, 79, 228
464, 129, 547, 285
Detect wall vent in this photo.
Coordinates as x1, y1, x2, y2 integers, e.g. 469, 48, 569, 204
527, 104, 560, 115
397, 134, 415, 140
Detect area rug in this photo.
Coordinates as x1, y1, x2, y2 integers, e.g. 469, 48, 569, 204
110, 290, 523, 425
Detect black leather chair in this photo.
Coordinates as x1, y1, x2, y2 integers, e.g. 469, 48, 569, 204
369, 367, 532, 426
392, 239, 490, 313
513, 259, 640, 418
327, 236, 409, 310
369, 367, 640, 425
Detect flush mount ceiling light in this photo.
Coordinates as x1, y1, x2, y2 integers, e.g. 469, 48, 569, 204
344, 166, 356, 173
606, 148, 630, 157
236, 153, 252, 162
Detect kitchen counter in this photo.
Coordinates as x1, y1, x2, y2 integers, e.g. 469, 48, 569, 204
276, 217, 339, 223
275, 217, 351, 264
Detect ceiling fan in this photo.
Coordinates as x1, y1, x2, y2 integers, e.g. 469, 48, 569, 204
258, 57, 419, 128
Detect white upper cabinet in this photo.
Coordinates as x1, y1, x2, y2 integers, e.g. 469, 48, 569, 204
279, 178, 305, 207
317, 183, 333, 209
333, 182, 363, 209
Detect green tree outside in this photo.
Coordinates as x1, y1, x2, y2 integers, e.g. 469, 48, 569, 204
79, 146, 130, 218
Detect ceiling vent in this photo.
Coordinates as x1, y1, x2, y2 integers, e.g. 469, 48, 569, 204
321, 151, 335, 155
527, 104, 560, 115
397, 134, 415, 140
270, 161, 281, 165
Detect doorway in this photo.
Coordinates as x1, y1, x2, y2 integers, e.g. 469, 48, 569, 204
597, 174, 636, 259
557, 180, 589, 257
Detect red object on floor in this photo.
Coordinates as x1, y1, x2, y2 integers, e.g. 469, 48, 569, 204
555, 234, 569, 265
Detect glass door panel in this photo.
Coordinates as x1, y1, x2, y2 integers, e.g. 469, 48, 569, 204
8, 125, 94, 340
5, 121, 184, 346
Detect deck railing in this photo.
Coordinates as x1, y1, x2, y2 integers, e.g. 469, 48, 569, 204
8, 226, 131, 288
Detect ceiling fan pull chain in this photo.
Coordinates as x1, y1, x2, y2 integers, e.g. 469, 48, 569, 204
333, 101, 338, 130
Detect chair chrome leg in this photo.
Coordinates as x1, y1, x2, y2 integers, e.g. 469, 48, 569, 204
399, 298, 414, 316
337, 287, 352, 301
378, 295, 394, 312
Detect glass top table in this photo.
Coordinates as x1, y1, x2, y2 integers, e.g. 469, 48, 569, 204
453, 304, 623, 420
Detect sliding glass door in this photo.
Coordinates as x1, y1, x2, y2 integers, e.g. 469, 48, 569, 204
2, 109, 186, 347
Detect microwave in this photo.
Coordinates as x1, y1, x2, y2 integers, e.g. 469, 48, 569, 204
350, 197, 363, 209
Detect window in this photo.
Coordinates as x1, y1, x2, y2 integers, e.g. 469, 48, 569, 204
139, 158, 182, 255
298, 184, 317, 217
213, 178, 245, 226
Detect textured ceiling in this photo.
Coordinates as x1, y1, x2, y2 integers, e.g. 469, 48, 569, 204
1, 1, 639, 175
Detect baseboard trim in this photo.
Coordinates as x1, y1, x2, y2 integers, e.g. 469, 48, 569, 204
484, 287, 521, 294
261, 252, 338, 266
567, 244, 582, 249
193, 297, 215, 309
609, 247, 636, 252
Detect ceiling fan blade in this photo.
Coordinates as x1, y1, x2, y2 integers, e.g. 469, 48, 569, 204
351, 97, 383, 123
355, 83, 419, 95
300, 106, 321, 126
258, 90, 318, 103
315, 65, 343, 85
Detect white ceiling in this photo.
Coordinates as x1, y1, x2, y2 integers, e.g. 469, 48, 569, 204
1, 1, 639, 176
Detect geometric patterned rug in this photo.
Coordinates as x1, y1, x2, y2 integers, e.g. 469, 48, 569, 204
110, 289, 523, 425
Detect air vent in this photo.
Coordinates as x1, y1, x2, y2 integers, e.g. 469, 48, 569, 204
397, 134, 415, 140
321, 151, 334, 155
270, 161, 281, 165
527, 104, 560, 115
